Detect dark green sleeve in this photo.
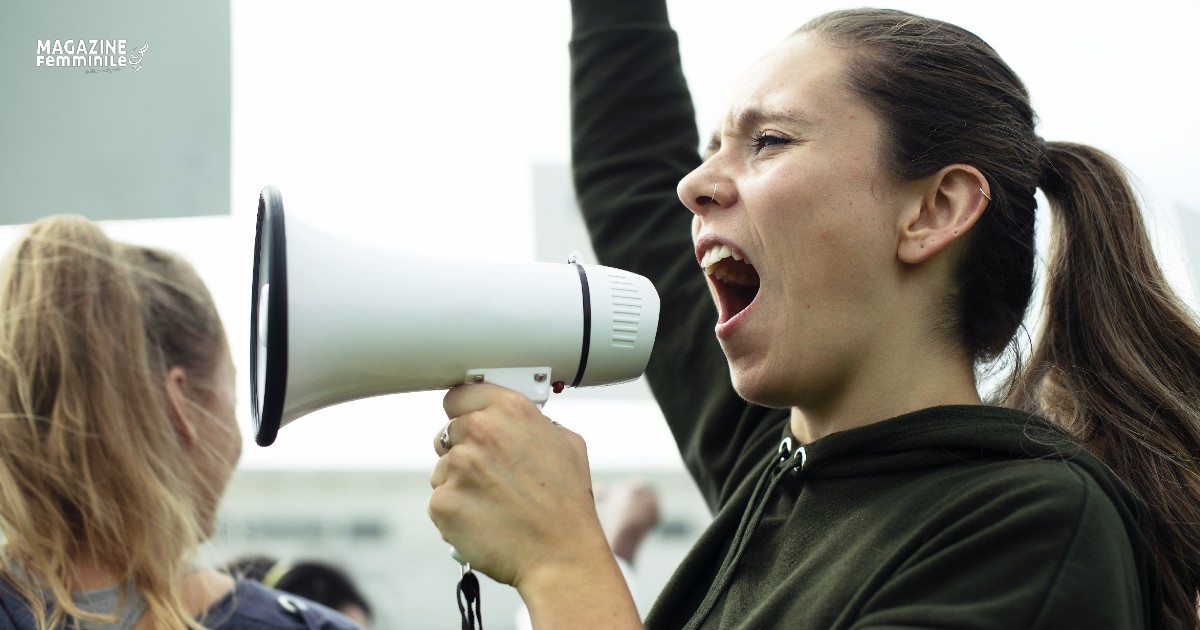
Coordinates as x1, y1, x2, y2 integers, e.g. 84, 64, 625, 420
569, 0, 786, 510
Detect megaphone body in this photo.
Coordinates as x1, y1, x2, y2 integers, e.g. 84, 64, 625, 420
251, 186, 660, 446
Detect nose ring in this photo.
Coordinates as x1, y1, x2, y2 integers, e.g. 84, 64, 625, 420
711, 184, 719, 205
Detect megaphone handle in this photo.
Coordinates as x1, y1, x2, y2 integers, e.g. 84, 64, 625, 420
448, 367, 555, 567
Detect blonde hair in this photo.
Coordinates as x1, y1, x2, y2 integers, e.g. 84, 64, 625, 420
0, 215, 229, 629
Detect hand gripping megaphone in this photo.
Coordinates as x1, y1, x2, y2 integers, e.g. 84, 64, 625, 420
250, 186, 660, 446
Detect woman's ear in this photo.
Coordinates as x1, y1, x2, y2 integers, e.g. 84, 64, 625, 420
165, 366, 198, 448
897, 164, 991, 264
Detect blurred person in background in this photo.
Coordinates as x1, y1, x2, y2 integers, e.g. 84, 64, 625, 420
227, 556, 372, 628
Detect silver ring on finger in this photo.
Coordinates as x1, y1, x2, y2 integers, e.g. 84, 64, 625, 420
440, 421, 453, 451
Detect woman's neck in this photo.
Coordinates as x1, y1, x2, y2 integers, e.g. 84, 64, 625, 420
69, 550, 122, 591
788, 348, 982, 444
69, 551, 235, 627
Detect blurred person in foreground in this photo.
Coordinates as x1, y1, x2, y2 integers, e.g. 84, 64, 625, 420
0, 216, 361, 629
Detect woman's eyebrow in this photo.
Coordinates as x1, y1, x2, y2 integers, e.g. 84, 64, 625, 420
731, 106, 813, 133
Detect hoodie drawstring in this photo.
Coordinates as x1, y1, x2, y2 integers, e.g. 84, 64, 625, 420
682, 437, 807, 630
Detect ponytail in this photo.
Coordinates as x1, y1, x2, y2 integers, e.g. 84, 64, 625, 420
1017, 142, 1200, 629
803, 8, 1200, 626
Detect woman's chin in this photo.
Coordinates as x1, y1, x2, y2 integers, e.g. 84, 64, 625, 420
730, 370, 796, 410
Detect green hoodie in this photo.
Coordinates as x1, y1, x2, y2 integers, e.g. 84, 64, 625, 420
568, 0, 1162, 628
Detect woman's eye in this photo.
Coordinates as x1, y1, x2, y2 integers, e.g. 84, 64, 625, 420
748, 132, 791, 153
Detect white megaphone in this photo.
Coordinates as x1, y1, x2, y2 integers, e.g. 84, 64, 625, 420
250, 186, 660, 446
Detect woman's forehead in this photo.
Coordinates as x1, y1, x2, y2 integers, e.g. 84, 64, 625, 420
710, 35, 864, 140
727, 37, 849, 113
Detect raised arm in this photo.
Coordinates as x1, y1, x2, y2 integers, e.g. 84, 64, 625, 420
570, 0, 786, 509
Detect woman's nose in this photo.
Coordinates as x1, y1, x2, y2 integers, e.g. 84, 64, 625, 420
678, 165, 736, 216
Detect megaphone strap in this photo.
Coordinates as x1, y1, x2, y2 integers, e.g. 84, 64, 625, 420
457, 569, 483, 630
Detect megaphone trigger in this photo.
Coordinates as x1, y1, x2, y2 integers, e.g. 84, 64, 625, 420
463, 367, 553, 408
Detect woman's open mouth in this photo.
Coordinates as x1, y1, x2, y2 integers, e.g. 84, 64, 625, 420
700, 244, 761, 325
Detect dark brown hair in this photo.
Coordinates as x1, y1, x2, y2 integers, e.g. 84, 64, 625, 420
801, 9, 1200, 628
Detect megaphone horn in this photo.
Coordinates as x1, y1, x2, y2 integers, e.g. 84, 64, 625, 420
250, 186, 660, 446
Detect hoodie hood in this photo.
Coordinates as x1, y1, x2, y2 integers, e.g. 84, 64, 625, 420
800, 405, 1088, 478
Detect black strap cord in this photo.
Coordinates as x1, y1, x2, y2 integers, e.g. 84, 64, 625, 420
457, 568, 483, 630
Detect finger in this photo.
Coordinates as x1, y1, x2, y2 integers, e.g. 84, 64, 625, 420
429, 451, 449, 488
443, 382, 531, 419
443, 383, 499, 418
433, 418, 456, 456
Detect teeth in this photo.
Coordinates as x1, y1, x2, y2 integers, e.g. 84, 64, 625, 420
710, 263, 755, 286
700, 244, 751, 278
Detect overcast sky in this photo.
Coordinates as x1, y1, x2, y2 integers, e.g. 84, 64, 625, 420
2, 0, 1197, 471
